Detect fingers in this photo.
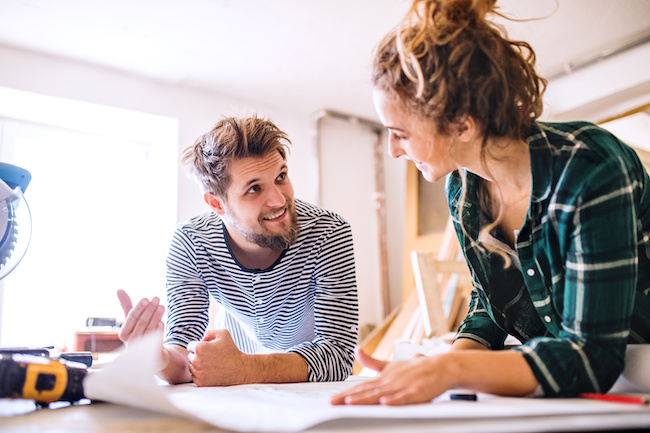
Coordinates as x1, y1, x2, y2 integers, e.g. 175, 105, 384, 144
187, 329, 228, 361
117, 289, 133, 316
118, 294, 165, 344
330, 379, 388, 405
203, 328, 231, 341
356, 347, 388, 372
330, 349, 391, 405
330, 378, 421, 406
202, 329, 219, 341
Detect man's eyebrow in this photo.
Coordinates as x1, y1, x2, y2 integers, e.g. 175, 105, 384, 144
239, 163, 288, 190
242, 177, 260, 189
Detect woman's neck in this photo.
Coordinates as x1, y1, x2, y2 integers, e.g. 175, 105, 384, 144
472, 137, 532, 246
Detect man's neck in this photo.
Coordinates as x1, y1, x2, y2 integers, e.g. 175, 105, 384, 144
224, 226, 282, 270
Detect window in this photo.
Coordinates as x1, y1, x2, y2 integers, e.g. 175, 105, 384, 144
0, 87, 178, 349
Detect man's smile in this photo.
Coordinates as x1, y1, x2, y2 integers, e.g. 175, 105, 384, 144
263, 207, 287, 222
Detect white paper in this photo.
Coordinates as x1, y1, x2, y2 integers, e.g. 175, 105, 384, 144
83, 332, 194, 420
83, 334, 650, 433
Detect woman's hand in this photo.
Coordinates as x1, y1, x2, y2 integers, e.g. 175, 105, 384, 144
331, 349, 454, 406
332, 344, 540, 405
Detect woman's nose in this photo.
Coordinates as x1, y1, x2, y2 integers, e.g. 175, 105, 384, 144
388, 136, 405, 159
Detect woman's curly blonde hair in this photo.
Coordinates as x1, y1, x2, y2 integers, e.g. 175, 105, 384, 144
373, 0, 548, 263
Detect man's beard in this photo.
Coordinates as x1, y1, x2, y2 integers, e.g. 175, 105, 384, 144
233, 199, 300, 250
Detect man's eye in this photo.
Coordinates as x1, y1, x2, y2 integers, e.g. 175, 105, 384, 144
277, 172, 287, 181
247, 185, 260, 194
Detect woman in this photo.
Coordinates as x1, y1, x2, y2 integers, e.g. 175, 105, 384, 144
331, 0, 650, 405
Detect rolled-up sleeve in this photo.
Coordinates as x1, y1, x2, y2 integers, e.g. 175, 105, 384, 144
164, 228, 211, 348
288, 222, 358, 382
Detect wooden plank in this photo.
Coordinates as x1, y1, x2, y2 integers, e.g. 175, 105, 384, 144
411, 251, 448, 337
370, 290, 420, 361
410, 217, 468, 337
351, 305, 400, 375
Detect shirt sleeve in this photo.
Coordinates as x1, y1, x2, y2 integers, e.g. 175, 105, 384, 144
454, 286, 509, 350
288, 221, 359, 382
163, 228, 211, 348
513, 153, 640, 397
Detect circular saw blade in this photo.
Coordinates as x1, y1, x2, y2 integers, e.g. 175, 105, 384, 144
0, 187, 31, 280
0, 200, 18, 266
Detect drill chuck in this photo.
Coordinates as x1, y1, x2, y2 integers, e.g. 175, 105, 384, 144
0, 353, 87, 404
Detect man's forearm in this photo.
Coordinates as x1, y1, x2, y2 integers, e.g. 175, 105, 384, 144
244, 352, 308, 384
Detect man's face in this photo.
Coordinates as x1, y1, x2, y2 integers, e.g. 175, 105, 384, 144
216, 152, 299, 250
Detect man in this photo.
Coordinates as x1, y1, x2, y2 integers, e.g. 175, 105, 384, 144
117, 115, 358, 386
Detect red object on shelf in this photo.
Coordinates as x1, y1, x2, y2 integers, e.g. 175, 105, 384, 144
72, 331, 123, 353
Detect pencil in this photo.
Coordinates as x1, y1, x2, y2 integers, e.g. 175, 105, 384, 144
579, 393, 649, 405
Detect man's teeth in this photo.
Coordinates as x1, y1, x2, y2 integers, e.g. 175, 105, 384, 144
264, 209, 285, 220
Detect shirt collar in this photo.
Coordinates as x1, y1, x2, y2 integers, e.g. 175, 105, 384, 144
527, 122, 554, 203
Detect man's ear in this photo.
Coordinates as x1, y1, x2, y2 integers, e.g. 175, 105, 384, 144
204, 193, 226, 215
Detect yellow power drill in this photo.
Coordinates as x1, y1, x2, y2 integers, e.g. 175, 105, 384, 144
0, 352, 87, 404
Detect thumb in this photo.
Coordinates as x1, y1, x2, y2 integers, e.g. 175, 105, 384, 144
355, 347, 388, 372
202, 329, 222, 342
202, 328, 232, 342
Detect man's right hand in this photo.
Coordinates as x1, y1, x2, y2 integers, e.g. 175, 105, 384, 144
116, 289, 165, 344
116, 290, 192, 384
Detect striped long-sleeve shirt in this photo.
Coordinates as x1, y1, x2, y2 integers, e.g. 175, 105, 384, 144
448, 121, 650, 397
163, 199, 359, 382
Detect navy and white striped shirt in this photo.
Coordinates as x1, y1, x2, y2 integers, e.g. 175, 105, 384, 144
163, 199, 359, 382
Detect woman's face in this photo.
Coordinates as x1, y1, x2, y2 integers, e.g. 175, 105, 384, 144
373, 88, 461, 183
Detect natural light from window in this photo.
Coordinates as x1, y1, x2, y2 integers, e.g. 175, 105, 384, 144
0, 87, 178, 350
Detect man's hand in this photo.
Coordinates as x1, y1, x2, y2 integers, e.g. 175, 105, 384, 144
187, 329, 251, 386
116, 289, 165, 344
186, 329, 309, 386
116, 290, 192, 384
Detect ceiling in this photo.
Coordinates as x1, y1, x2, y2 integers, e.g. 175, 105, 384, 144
0, 0, 649, 121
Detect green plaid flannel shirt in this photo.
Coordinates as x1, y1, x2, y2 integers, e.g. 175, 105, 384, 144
447, 121, 650, 397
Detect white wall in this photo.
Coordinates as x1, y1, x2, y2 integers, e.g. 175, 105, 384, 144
317, 116, 406, 329
0, 44, 319, 223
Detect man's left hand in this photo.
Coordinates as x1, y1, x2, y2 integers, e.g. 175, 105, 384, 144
186, 329, 251, 386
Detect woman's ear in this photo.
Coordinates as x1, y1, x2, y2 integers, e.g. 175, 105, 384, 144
204, 193, 226, 215
456, 115, 478, 143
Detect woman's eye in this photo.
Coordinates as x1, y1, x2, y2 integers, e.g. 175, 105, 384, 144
277, 172, 287, 181
391, 132, 404, 141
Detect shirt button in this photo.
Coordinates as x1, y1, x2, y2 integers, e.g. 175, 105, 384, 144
527, 268, 535, 277
256, 299, 263, 305
544, 315, 552, 323
253, 276, 261, 284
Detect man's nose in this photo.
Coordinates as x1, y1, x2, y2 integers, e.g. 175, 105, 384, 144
266, 185, 286, 207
